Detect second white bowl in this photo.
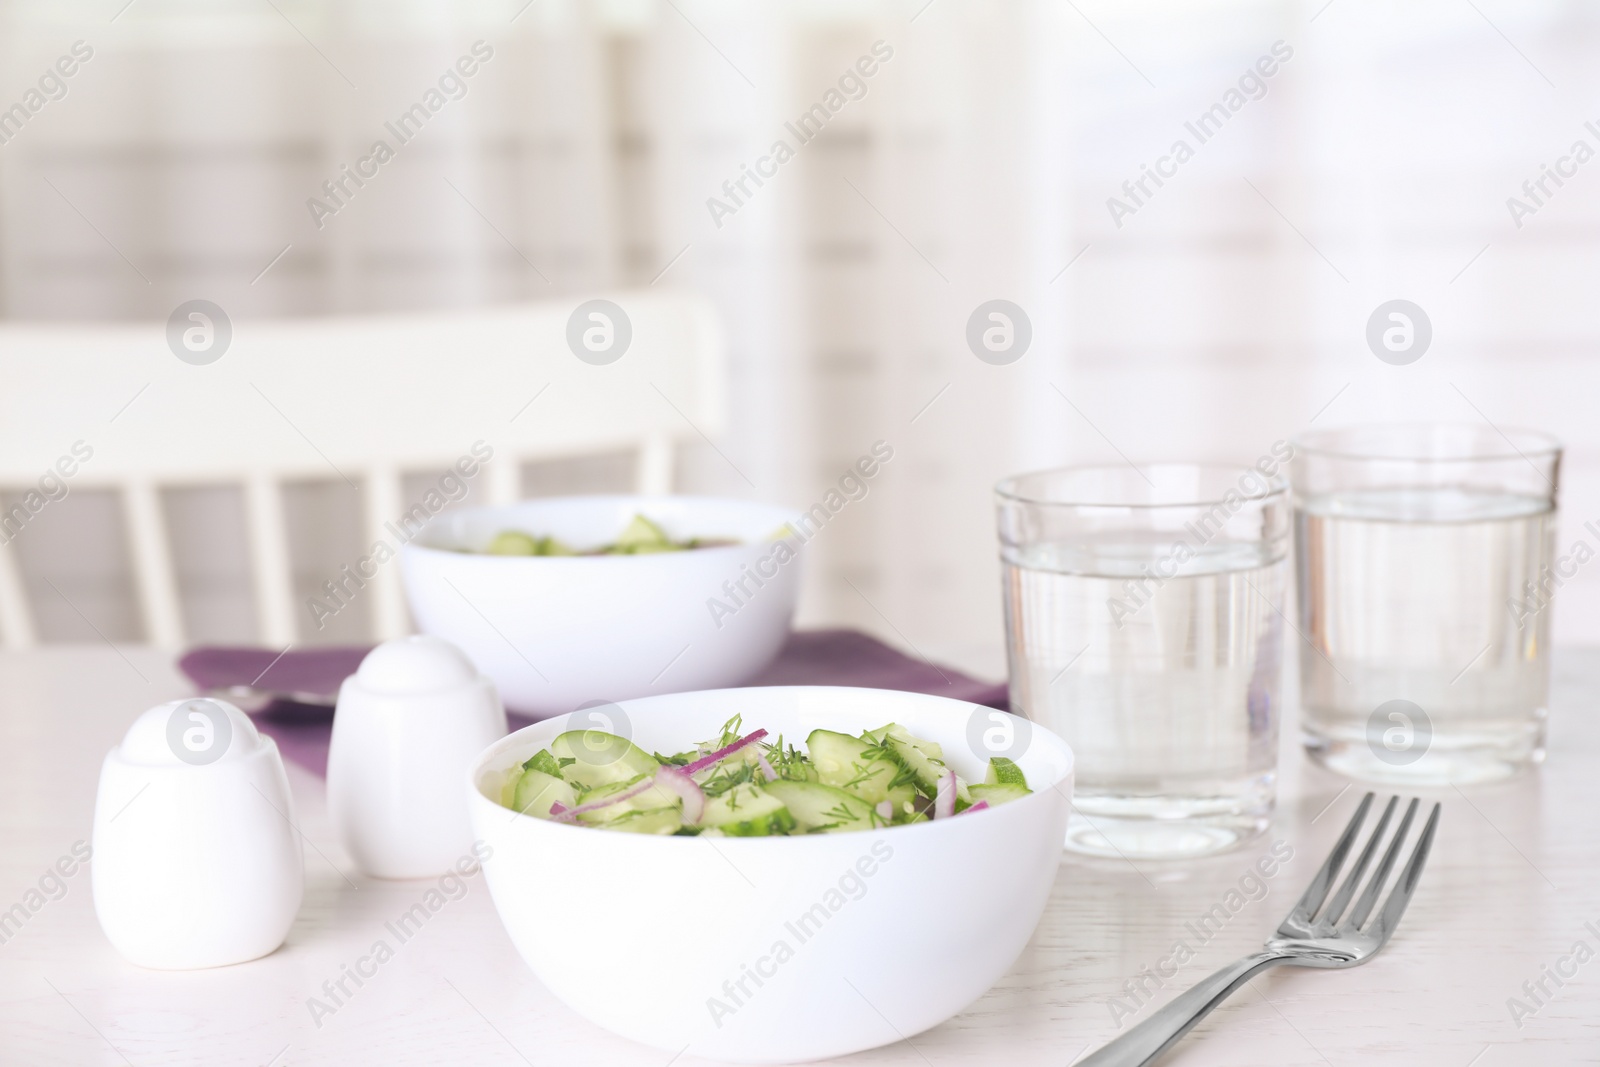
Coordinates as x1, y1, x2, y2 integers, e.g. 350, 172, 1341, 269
402, 495, 801, 716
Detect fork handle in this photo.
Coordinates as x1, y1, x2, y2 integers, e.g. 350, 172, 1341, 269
1076, 951, 1287, 1066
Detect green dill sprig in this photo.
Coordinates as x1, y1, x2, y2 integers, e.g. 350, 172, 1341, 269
698, 758, 759, 798
760, 735, 814, 781
714, 713, 744, 748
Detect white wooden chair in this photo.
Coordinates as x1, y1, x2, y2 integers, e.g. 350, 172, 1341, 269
0, 292, 724, 648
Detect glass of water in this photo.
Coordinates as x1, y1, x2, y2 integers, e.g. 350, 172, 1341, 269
1292, 424, 1562, 785
995, 463, 1291, 859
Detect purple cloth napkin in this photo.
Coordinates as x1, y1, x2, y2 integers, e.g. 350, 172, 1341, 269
177, 629, 1008, 778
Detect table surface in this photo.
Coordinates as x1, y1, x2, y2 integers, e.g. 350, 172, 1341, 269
1, 645, 1596, 1066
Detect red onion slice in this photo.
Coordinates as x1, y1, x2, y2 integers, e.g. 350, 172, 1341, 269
550, 801, 568, 816
875, 800, 893, 821
933, 770, 956, 820
680, 729, 769, 776
962, 800, 990, 814
653, 765, 705, 824
550, 776, 656, 822
756, 752, 778, 782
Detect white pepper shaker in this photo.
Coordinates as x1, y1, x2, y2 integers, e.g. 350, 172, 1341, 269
92, 698, 303, 969
327, 635, 506, 879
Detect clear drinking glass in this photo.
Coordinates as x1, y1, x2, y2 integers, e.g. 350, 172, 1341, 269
995, 463, 1291, 859
1292, 424, 1562, 785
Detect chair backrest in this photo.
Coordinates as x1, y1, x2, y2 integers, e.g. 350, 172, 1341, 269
0, 292, 724, 649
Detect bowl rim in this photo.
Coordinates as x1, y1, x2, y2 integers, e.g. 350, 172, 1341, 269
467, 685, 1073, 846
404, 493, 804, 559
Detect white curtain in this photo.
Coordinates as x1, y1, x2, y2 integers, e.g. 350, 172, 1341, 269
3, 0, 1598, 656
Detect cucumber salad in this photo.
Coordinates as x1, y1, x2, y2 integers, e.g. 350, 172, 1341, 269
479, 513, 737, 557
501, 716, 1033, 836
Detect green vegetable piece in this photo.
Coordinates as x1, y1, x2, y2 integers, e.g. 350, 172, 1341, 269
523, 749, 564, 779
486, 530, 540, 556
536, 536, 576, 556
696, 783, 797, 836
597, 807, 683, 835
806, 729, 916, 807
550, 730, 661, 790
611, 513, 676, 553
512, 768, 577, 819
573, 776, 684, 829
985, 756, 1028, 788
878, 726, 947, 799
968, 782, 1031, 807
873, 723, 973, 804
764, 780, 880, 834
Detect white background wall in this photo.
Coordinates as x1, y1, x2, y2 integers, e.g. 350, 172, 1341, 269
2, 0, 1598, 660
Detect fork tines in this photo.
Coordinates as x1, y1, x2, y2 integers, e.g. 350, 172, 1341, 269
1287, 792, 1442, 939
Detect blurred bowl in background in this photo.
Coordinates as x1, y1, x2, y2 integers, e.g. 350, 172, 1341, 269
401, 495, 801, 716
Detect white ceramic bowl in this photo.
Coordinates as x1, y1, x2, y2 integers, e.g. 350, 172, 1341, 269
467, 686, 1073, 1063
402, 496, 802, 717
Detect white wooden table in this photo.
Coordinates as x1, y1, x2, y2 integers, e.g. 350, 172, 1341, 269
1, 646, 1596, 1066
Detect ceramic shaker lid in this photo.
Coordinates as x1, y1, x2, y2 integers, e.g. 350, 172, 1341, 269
355, 634, 479, 696
117, 697, 262, 767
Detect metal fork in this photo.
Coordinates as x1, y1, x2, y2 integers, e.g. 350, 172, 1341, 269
1078, 793, 1442, 1067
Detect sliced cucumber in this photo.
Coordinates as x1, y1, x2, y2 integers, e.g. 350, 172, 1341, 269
764, 780, 880, 833
551, 730, 660, 789
574, 776, 681, 825
697, 783, 797, 837
861, 723, 903, 746
881, 729, 949, 799
968, 782, 1031, 807
486, 530, 539, 555
802, 729, 857, 776
705, 740, 765, 773
875, 722, 946, 761
522, 749, 564, 779
512, 768, 577, 819
985, 757, 1028, 788
612, 513, 674, 552
598, 807, 682, 835
805, 729, 916, 807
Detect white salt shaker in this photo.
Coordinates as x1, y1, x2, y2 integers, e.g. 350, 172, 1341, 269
327, 635, 506, 879
92, 698, 303, 969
